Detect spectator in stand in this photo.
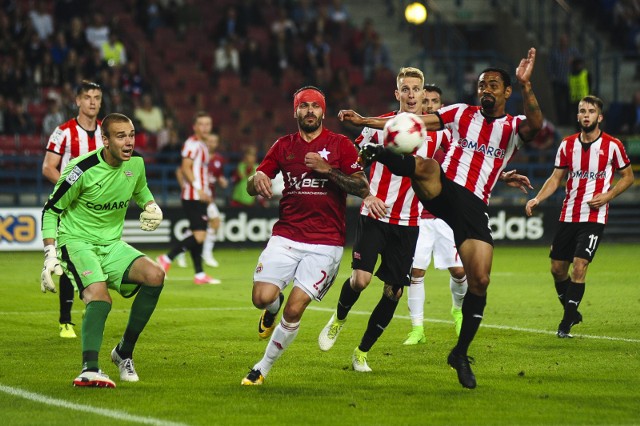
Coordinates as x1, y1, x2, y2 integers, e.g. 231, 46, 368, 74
327, 0, 350, 39
328, 67, 353, 108
214, 37, 240, 75
267, 27, 293, 84
0, 94, 8, 135
34, 51, 61, 89
525, 118, 560, 164
292, 0, 317, 38
621, 89, 640, 134
106, 89, 134, 118
134, 94, 164, 134
0, 60, 20, 102
158, 126, 183, 164
50, 32, 70, 66
60, 49, 82, 85
363, 34, 393, 83
83, 47, 109, 82
156, 116, 177, 151
271, 7, 296, 41
239, 38, 263, 83
306, 32, 332, 86
568, 57, 591, 126
231, 145, 259, 207
66, 17, 89, 53
25, 32, 44, 71
215, 5, 246, 42
41, 92, 65, 138
29, 0, 54, 41
85, 12, 110, 50
548, 33, 580, 126
350, 17, 378, 67
101, 31, 127, 68
6, 101, 35, 135
121, 61, 145, 98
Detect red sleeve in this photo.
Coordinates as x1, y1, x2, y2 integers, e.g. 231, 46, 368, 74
338, 135, 363, 175
257, 139, 282, 179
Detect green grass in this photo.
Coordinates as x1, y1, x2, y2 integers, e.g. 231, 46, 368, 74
1, 244, 639, 425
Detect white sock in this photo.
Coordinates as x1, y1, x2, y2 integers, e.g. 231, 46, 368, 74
202, 228, 216, 259
407, 276, 425, 327
450, 275, 468, 309
254, 319, 300, 377
266, 294, 282, 315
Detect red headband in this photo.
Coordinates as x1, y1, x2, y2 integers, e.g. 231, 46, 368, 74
293, 89, 326, 114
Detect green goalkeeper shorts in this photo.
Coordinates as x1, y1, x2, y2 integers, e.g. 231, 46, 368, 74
59, 240, 144, 298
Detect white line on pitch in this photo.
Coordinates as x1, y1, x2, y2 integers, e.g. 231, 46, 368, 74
0, 384, 189, 426
1, 306, 638, 343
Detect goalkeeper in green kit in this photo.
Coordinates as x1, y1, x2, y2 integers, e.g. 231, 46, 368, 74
41, 113, 165, 388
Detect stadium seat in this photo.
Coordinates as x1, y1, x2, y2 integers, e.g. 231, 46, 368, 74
18, 135, 45, 155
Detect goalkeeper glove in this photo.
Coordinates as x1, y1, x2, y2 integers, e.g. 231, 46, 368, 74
140, 202, 163, 231
41, 244, 62, 293
358, 144, 385, 167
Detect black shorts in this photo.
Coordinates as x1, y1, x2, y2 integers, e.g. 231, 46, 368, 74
351, 215, 419, 287
420, 172, 494, 247
550, 222, 605, 262
181, 199, 208, 231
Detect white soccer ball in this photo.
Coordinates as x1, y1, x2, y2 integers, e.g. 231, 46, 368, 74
383, 112, 426, 154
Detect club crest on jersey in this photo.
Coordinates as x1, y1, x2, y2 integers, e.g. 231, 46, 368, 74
125, 170, 133, 177
65, 166, 83, 184
286, 153, 295, 161
458, 138, 505, 159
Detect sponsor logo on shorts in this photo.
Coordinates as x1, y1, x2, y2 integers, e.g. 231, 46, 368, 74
255, 263, 263, 274
82, 270, 93, 277
353, 252, 361, 260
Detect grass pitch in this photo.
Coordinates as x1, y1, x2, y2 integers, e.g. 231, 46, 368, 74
0, 244, 639, 425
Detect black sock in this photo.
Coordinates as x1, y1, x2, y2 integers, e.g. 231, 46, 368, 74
454, 292, 487, 355
336, 278, 361, 321
190, 242, 204, 273
554, 278, 571, 307
359, 295, 399, 352
376, 150, 416, 176
560, 282, 585, 329
167, 235, 198, 260
59, 274, 74, 324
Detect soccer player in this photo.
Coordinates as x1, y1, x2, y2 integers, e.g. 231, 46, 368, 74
404, 84, 467, 344
525, 95, 634, 338
339, 48, 543, 389
174, 133, 228, 268
41, 80, 103, 338
241, 86, 386, 385
317, 67, 427, 372
41, 113, 165, 388
157, 111, 221, 285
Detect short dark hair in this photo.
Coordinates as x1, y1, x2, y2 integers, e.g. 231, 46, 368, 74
193, 110, 211, 123
580, 95, 604, 114
478, 67, 512, 88
423, 84, 442, 95
76, 80, 101, 96
102, 113, 132, 137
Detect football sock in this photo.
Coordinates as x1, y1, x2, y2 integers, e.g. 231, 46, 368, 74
167, 235, 198, 260
375, 150, 416, 176
255, 318, 300, 377
359, 294, 399, 352
555, 277, 571, 307
81, 300, 111, 371
336, 278, 361, 321
453, 292, 486, 355
561, 282, 585, 328
190, 242, 204, 274
407, 276, 425, 327
59, 274, 74, 324
117, 285, 164, 359
266, 293, 282, 315
450, 275, 468, 309
202, 228, 216, 258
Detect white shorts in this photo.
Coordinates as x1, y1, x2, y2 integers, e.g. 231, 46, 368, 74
412, 218, 462, 270
253, 236, 343, 301
207, 202, 220, 219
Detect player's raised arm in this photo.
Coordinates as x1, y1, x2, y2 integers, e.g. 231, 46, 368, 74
516, 47, 544, 141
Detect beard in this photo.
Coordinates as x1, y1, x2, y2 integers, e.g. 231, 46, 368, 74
480, 95, 496, 110
298, 114, 322, 133
580, 121, 598, 133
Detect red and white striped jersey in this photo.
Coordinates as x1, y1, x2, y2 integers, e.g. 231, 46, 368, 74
555, 132, 631, 224
180, 136, 211, 201
421, 129, 451, 219
46, 118, 102, 170
356, 111, 438, 226
438, 104, 525, 204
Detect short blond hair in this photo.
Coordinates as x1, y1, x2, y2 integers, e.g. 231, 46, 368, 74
397, 67, 424, 89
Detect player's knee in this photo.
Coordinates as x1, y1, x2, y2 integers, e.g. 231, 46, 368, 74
350, 275, 370, 292
147, 263, 165, 286
383, 284, 403, 301
282, 304, 304, 323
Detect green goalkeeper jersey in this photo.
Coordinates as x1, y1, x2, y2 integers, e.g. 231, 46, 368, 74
42, 147, 154, 246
